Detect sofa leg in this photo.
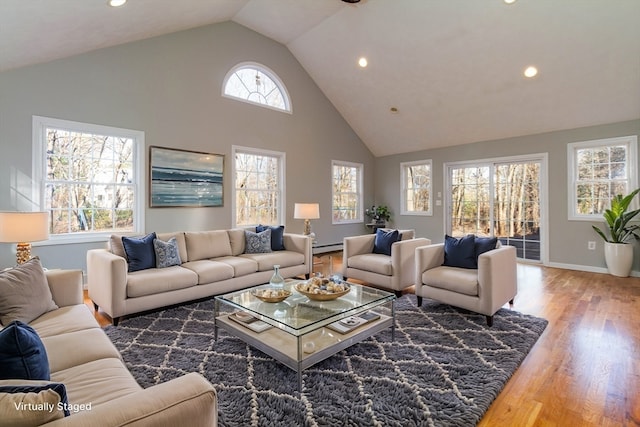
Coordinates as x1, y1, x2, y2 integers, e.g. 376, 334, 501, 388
305, 273, 310, 279
92, 301, 98, 311
509, 298, 514, 305
112, 317, 120, 327
394, 290, 402, 298
486, 315, 493, 327
416, 296, 423, 307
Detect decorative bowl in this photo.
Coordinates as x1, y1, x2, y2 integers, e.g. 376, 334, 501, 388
294, 279, 351, 301
250, 288, 291, 303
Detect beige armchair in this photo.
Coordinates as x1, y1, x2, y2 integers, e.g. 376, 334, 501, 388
343, 230, 431, 296
415, 242, 517, 326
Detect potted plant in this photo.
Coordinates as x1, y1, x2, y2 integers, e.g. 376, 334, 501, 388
365, 205, 391, 225
592, 188, 640, 277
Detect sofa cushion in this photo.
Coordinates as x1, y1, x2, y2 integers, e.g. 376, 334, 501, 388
475, 236, 498, 261
41, 328, 122, 373
215, 256, 258, 277
127, 266, 198, 298
122, 232, 157, 272
185, 231, 232, 261
156, 232, 188, 264
373, 228, 400, 256
0, 321, 50, 381
256, 225, 285, 251
422, 266, 479, 296
30, 305, 99, 339
239, 251, 305, 271
227, 229, 246, 255
347, 253, 393, 276
181, 261, 234, 284
51, 358, 141, 407
443, 234, 477, 269
0, 381, 69, 425
153, 237, 182, 268
0, 257, 58, 325
244, 229, 272, 254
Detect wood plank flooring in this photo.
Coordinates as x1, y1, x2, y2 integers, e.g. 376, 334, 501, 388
85, 255, 640, 426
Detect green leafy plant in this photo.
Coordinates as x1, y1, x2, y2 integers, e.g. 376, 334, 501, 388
365, 205, 391, 222
592, 188, 640, 243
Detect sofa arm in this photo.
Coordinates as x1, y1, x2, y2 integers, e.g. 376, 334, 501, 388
477, 245, 517, 312
389, 238, 430, 288
86, 249, 128, 320
342, 234, 376, 275
45, 270, 83, 307
45, 373, 217, 427
415, 243, 445, 287
283, 233, 312, 275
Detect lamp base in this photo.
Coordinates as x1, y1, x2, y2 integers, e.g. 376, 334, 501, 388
303, 219, 312, 236
16, 242, 32, 264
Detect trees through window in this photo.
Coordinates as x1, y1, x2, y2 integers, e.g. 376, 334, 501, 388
332, 160, 363, 224
401, 160, 432, 215
223, 62, 291, 113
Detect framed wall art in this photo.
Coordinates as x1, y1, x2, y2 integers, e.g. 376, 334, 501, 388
149, 146, 224, 207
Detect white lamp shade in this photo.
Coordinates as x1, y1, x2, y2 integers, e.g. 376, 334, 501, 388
0, 212, 50, 243
294, 203, 320, 220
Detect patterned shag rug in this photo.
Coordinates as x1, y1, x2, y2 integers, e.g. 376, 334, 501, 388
104, 295, 547, 427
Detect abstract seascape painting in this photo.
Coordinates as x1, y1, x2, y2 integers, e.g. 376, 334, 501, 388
149, 146, 224, 207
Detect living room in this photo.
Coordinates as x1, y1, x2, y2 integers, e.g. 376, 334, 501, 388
1, 1, 639, 426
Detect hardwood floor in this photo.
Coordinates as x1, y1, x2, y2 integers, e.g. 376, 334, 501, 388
85, 255, 640, 426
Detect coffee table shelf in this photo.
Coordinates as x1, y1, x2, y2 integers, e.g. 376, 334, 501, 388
214, 279, 395, 390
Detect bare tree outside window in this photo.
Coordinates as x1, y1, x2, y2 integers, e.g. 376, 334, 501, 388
44, 127, 136, 235
402, 160, 431, 215
332, 161, 363, 223
234, 150, 283, 226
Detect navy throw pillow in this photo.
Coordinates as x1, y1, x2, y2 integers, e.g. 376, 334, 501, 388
256, 225, 285, 251
0, 321, 50, 381
122, 232, 157, 272
443, 234, 477, 269
373, 228, 400, 256
475, 236, 498, 261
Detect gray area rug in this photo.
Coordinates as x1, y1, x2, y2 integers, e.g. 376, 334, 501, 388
104, 295, 547, 427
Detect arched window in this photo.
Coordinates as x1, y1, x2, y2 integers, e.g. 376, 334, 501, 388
222, 62, 291, 113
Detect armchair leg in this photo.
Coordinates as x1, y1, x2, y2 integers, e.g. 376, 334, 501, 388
112, 317, 120, 327
486, 315, 493, 327
92, 301, 98, 311
509, 299, 514, 305
416, 296, 423, 307
394, 290, 402, 298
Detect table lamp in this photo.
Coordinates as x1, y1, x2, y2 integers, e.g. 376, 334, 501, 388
0, 211, 50, 264
294, 203, 320, 236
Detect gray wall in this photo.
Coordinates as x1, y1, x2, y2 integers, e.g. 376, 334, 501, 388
0, 22, 375, 270
375, 119, 640, 272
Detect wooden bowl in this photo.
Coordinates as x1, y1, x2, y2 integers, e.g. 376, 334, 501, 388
294, 283, 351, 301
250, 288, 291, 303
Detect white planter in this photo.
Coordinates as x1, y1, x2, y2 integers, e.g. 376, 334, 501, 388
604, 242, 634, 277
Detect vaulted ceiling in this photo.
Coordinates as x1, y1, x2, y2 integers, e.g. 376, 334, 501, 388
1, 0, 639, 156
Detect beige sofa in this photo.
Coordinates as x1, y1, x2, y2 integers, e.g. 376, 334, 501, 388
87, 229, 312, 325
1, 269, 217, 426
342, 230, 431, 295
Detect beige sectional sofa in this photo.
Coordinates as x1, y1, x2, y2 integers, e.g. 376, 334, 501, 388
87, 229, 312, 325
1, 267, 217, 426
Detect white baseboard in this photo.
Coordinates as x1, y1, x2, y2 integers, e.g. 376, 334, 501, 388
546, 262, 640, 277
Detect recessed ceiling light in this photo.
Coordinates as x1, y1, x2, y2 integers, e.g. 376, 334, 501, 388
358, 57, 368, 68
524, 66, 538, 78
108, 0, 127, 7
504, 0, 517, 4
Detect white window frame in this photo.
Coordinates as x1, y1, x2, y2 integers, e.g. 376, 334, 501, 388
401, 159, 432, 216
331, 160, 364, 224
231, 145, 286, 228
567, 135, 638, 221
222, 61, 292, 114
32, 116, 145, 245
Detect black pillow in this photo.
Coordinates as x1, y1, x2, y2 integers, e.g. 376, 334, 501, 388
0, 321, 50, 381
122, 232, 157, 272
256, 225, 285, 251
443, 234, 477, 269
373, 229, 400, 256
475, 236, 498, 261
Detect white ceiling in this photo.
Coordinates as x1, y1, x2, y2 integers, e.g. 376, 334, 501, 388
1, 0, 639, 157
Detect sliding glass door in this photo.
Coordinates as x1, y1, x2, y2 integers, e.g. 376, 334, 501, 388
447, 155, 546, 262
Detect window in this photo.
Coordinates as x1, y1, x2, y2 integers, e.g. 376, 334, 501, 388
232, 146, 285, 227
568, 136, 638, 220
401, 160, 432, 215
32, 116, 144, 242
223, 62, 291, 113
332, 160, 363, 224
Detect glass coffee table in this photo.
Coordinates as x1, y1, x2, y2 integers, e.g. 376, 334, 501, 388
214, 279, 396, 390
